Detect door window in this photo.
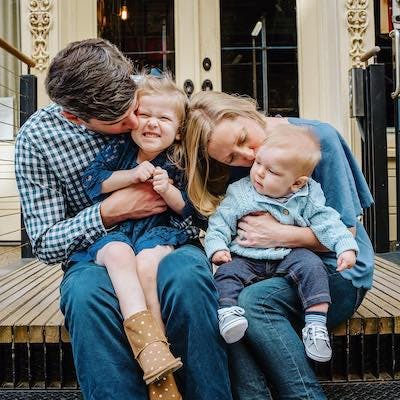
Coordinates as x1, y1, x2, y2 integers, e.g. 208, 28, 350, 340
220, 0, 298, 116
97, 0, 175, 73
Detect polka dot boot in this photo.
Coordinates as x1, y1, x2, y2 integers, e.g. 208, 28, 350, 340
123, 310, 183, 384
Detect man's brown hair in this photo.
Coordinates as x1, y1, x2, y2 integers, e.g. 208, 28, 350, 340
45, 38, 136, 122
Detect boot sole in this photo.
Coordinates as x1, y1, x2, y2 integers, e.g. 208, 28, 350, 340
144, 358, 183, 385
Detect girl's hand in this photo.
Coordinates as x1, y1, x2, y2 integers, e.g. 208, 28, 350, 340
212, 250, 232, 265
336, 250, 357, 272
152, 167, 170, 194
131, 161, 155, 183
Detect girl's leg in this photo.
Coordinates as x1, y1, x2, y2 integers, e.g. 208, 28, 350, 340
136, 245, 174, 332
157, 245, 232, 400
95, 241, 146, 318
96, 241, 182, 385
136, 245, 183, 400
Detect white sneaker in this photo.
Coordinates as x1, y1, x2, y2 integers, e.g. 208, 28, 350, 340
302, 323, 332, 362
218, 306, 248, 344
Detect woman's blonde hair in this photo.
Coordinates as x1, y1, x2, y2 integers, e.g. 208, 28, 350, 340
180, 91, 266, 216
136, 73, 188, 164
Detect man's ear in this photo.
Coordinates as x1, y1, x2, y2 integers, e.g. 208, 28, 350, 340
61, 110, 84, 125
291, 176, 308, 192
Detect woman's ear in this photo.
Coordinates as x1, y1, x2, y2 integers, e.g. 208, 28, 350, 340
291, 176, 308, 192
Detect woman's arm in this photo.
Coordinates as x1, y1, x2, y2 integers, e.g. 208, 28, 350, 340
236, 212, 328, 251
235, 212, 356, 251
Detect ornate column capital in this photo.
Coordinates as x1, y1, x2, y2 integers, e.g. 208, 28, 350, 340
29, 0, 52, 72
346, 0, 369, 67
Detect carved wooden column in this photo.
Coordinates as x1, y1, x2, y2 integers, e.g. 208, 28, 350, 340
346, 0, 369, 67
28, 0, 52, 72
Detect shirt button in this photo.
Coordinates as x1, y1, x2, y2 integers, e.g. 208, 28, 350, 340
282, 209, 289, 215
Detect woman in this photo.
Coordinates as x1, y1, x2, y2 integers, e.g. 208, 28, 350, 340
182, 91, 374, 399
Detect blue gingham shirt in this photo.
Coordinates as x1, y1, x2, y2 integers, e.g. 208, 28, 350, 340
15, 103, 115, 264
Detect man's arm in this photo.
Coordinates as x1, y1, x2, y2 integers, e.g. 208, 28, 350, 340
100, 182, 167, 227
15, 134, 167, 263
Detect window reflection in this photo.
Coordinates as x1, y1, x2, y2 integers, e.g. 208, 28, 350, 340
97, 0, 175, 73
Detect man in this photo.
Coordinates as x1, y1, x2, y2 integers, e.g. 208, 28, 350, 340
15, 38, 231, 400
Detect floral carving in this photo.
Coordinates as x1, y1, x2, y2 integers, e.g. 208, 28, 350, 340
29, 0, 52, 71
346, 0, 369, 67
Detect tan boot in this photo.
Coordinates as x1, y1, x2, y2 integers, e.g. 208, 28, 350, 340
123, 310, 182, 384
148, 372, 182, 400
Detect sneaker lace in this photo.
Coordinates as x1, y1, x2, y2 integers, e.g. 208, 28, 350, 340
306, 325, 331, 350
219, 306, 245, 323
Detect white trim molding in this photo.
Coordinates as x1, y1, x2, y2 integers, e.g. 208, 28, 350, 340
346, 0, 369, 67
29, 0, 52, 72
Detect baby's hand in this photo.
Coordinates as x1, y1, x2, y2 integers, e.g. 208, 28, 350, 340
131, 161, 155, 183
212, 250, 232, 265
336, 250, 357, 272
152, 167, 170, 194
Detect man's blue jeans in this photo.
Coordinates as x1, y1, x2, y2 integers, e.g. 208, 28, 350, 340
229, 266, 366, 400
60, 244, 232, 400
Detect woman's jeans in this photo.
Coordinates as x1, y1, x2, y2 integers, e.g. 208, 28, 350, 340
60, 244, 232, 400
229, 267, 366, 400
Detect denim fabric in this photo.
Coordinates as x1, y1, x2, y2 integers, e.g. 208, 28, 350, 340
229, 264, 365, 400
215, 248, 331, 310
60, 244, 232, 400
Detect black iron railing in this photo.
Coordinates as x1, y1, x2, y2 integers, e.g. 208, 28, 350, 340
349, 47, 390, 253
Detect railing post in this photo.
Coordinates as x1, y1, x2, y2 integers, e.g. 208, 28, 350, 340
19, 74, 37, 258
349, 49, 390, 253
364, 63, 390, 252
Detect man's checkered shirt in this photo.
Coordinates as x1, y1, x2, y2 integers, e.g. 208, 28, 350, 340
15, 103, 121, 264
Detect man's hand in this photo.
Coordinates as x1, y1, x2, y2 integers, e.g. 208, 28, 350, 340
212, 250, 232, 265
152, 167, 170, 194
130, 161, 155, 183
100, 182, 167, 227
336, 250, 357, 272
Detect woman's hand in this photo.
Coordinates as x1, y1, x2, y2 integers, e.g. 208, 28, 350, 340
235, 212, 284, 248
235, 211, 327, 251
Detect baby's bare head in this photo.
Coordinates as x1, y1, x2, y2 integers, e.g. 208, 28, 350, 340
261, 124, 321, 177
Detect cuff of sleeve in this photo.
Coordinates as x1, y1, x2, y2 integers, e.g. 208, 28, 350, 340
83, 203, 108, 244
335, 238, 359, 256
204, 240, 229, 260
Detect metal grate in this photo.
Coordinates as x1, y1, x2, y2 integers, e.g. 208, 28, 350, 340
0, 333, 399, 390
314, 332, 400, 382
0, 340, 77, 390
